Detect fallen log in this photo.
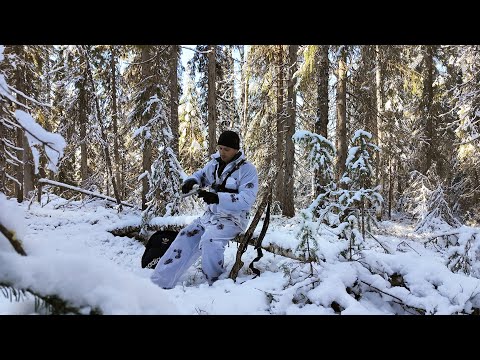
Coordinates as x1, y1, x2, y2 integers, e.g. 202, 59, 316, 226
110, 223, 186, 242
108, 223, 306, 262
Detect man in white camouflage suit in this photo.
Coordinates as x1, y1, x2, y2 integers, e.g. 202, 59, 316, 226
151, 130, 259, 289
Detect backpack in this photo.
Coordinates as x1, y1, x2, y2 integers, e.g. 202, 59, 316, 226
141, 230, 179, 269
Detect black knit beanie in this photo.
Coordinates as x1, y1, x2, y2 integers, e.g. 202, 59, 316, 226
217, 130, 240, 150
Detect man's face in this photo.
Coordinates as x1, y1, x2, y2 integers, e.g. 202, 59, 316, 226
217, 145, 239, 163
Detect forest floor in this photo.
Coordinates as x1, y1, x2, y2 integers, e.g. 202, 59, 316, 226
1, 195, 480, 315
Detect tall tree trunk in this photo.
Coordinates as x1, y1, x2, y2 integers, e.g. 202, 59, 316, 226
14, 46, 24, 202
314, 45, 329, 197
21, 118, 34, 198
141, 46, 152, 210
227, 45, 236, 128
283, 45, 298, 217
238, 46, 246, 131
336, 47, 347, 183
275, 45, 285, 208
116, 80, 126, 200
78, 46, 90, 189
374, 45, 383, 173
79, 76, 88, 189
169, 45, 179, 157
242, 75, 249, 138
14, 46, 34, 200
0, 114, 5, 193
207, 45, 217, 155
397, 164, 402, 196
388, 157, 393, 219
15, 125, 24, 203
121, 144, 126, 200
141, 128, 152, 209
22, 133, 34, 198
316, 46, 329, 139
37, 51, 53, 203
83, 47, 122, 208
473, 169, 479, 209
37, 167, 45, 203
375, 45, 384, 220
106, 173, 110, 197
110, 46, 122, 201
423, 45, 434, 174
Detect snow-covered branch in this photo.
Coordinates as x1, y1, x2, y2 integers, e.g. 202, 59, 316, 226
38, 179, 135, 208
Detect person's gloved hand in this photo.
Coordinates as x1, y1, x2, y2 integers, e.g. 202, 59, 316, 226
181, 179, 198, 194
197, 190, 219, 204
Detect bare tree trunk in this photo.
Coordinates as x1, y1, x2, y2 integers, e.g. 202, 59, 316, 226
388, 157, 393, 219
283, 45, 297, 217
106, 171, 110, 197
83, 47, 122, 209
275, 45, 285, 208
316, 46, 329, 139
361, 199, 365, 240
397, 165, 402, 196
19, 53, 34, 200
14, 49, 24, 202
336, 47, 347, 183
169, 45, 179, 157
0, 115, 5, 193
110, 46, 122, 201
375, 45, 383, 171
15, 125, 24, 203
423, 45, 434, 174
142, 142, 152, 210
227, 45, 236, 128
79, 78, 88, 189
238, 46, 246, 130
141, 46, 152, 210
37, 55, 53, 204
473, 169, 479, 209
116, 83, 126, 200
375, 45, 384, 220
37, 168, 45, 203
242, 75, 249, 137
314, 45, 329, 197
121, 144, 126, 200
22, 133, 34, 199
207, 45, 217, 155
13, 46, 35, 201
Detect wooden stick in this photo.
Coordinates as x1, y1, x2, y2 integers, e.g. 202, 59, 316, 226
0, 223, 27, 256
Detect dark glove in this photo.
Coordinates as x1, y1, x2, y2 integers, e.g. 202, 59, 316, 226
197, 190, 219, 204
181, 179, 198, 194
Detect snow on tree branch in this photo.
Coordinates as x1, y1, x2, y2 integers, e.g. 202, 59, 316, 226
14, 110, 66, 173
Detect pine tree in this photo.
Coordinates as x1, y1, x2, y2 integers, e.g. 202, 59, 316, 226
338, 130, 382, 257
141, 116, 183, 235
293, 129, 336, 263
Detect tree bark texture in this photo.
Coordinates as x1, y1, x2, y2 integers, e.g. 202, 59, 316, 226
207, 45, 217, 156
336, 47, 347, 184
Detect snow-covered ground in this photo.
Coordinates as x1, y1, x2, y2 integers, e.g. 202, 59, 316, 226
1, 194, 480, 315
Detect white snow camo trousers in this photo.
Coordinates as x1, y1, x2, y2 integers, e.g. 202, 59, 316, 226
151, 217, 242, 289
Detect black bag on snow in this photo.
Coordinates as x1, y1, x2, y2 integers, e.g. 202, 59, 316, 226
141, 230, 179, 269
